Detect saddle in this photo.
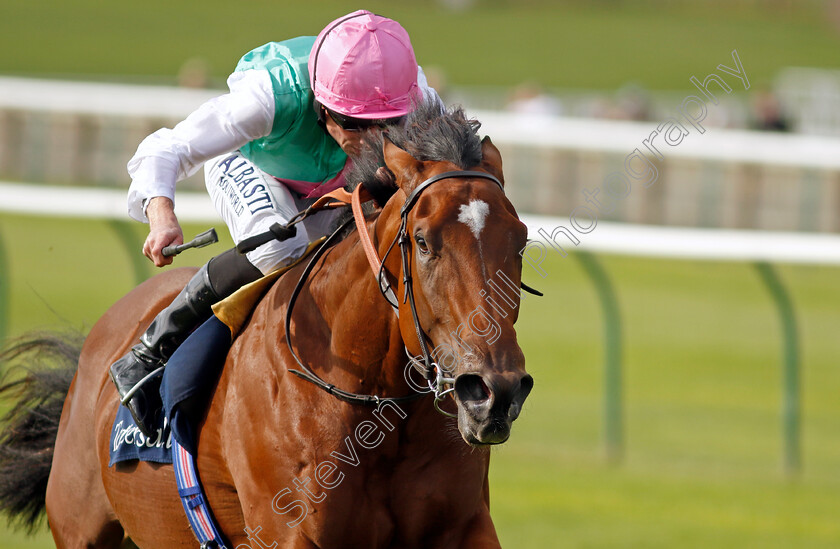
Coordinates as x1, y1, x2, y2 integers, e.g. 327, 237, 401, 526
212, 237, 326, 338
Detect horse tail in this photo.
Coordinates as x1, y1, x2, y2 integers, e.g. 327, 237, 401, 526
0, 332, 81, 533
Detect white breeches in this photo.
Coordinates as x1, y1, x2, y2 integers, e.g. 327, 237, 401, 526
204, 151, 342, 274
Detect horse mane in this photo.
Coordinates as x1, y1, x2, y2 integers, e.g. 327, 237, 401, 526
345, 100, 484, 207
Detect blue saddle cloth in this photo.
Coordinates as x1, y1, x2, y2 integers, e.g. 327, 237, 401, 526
109, 316, 232, 466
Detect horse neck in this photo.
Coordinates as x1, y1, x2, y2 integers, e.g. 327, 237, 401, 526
306, 201, 411, 394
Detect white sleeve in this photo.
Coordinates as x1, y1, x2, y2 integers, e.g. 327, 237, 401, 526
417, 65, 444, 111
126, 69, 275, 222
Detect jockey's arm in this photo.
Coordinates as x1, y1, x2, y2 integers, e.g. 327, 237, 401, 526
126, 70, 276, 264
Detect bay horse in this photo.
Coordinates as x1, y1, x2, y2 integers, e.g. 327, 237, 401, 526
0, 103, 533, 548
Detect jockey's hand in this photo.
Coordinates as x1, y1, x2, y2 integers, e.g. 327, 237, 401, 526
143, 197, 183, 267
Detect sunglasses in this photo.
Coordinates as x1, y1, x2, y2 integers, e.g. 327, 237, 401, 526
325, 108, 404, 132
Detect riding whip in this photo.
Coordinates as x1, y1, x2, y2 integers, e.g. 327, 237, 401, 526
162, 228, 219, 257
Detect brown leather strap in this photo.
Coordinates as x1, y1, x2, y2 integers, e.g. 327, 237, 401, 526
351, 185, 386, 280
307, 186, 357, 211
307, 185, 396, 309
305, 185, 383, 280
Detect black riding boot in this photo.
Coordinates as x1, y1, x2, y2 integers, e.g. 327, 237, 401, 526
109, 264, 220, 438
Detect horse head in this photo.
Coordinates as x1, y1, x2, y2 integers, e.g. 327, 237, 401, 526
375, 113, 534, 446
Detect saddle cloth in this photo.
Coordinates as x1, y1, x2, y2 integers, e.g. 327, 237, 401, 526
109, 314, 231, 464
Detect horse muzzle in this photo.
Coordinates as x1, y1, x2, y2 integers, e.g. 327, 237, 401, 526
453, 371, 534, 445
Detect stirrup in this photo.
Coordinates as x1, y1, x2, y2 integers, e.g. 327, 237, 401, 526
119, 365, 165, 405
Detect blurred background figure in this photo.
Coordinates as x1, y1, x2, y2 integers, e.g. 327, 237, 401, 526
750, 88, 790, 131
612, 83, 651, 121
436, 0, 476, 11
422, 65, 450, 105
507, 81, 563, 116
177, 57, 213, 89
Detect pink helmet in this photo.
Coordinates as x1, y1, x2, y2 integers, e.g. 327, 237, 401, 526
309, 10, 420, 119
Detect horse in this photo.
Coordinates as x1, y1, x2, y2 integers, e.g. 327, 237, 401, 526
0, 103, 534, 548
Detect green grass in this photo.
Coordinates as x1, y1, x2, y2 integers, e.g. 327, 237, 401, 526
490, 251, 840, 547
1, 0, 839, 90
1, 213, 839, 547
0, 214, 233, 337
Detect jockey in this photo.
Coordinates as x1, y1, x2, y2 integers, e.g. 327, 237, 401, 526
110, 10, 439, 438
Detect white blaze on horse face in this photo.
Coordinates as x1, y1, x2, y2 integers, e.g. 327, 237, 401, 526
458, 200, 490, 240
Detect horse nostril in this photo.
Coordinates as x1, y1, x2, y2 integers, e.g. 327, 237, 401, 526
508, 373, 534, 421
455, 374, 491, 403
520, 374, 534, 398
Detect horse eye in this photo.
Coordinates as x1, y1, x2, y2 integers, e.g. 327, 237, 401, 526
414, 234, 430, 254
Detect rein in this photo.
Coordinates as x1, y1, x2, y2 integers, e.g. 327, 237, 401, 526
283, 214, 423, 407
264, 185, 424, 406
243, 169, 525, 416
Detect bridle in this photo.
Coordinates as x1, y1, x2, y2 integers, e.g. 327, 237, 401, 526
237, 169, 528, 417
393, 171, 505, 416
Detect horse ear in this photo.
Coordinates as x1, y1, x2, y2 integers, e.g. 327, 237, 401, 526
480, 136, 505, 186
383, 136, 423, 193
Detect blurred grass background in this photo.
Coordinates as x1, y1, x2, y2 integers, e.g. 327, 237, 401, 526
2, 0, 840, 90
2, 0, 840, 547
